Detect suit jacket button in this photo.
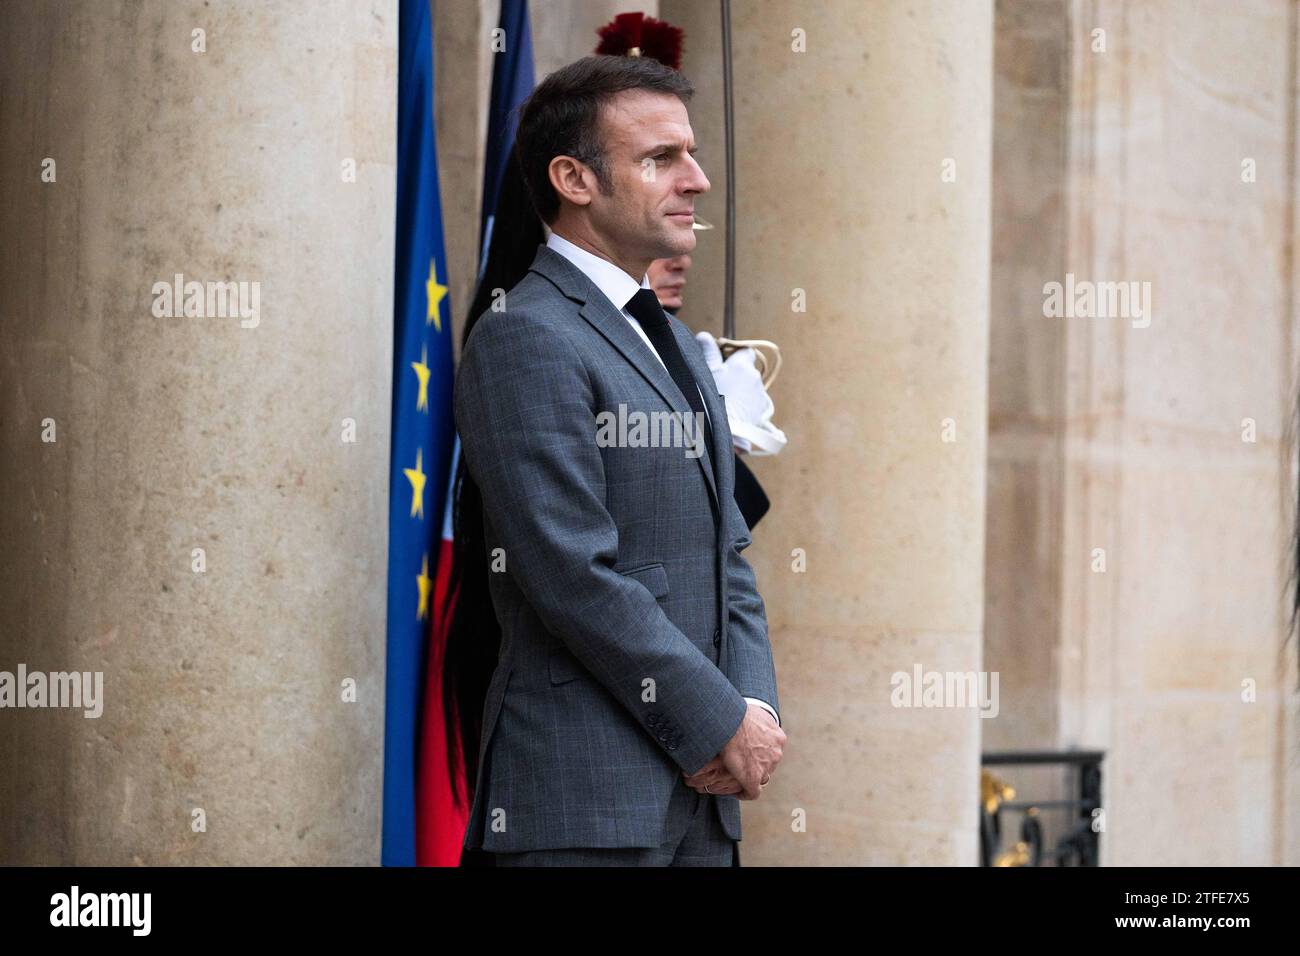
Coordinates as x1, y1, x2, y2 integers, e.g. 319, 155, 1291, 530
713, 627, 721, 647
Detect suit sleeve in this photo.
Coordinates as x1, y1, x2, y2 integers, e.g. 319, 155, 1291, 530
722, 474, 780, 722
454, 309, 749, 776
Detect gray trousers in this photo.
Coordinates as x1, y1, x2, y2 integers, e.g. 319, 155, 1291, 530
491, 777, 740, 867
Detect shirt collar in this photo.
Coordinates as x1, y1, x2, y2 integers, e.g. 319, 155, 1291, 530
546, 231, 650, 313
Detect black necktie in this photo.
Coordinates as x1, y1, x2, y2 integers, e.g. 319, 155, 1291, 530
624, 288, 715, 457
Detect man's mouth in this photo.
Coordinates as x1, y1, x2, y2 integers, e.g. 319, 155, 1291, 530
667, 211, 694, 222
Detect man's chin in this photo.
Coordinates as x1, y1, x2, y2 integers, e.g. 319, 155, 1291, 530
657, 230, 697, 257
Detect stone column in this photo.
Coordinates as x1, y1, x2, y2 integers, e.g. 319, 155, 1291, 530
0, 0, 396, 864
663, 0, 994, 864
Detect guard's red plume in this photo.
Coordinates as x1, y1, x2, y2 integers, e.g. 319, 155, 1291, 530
594, 12, 685, 71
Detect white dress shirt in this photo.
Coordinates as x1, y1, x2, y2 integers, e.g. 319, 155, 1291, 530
545, 231, 780, 730
545, 231, 711, 423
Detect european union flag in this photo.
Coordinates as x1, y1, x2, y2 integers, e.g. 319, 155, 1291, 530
383, 0, 456, 867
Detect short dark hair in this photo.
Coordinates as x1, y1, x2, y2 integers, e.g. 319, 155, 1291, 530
514, 55, 694, 225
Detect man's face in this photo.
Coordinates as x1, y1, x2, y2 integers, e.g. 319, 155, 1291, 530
648, 253, 692, 310
587, 90, 710, 266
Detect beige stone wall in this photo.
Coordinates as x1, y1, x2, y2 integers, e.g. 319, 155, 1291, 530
531, 0, 651, 82
985, 0, 1070, 759
983, 0, 1075, 852
986, 0, 1300, 865
434, 0, 494, 363
0, 0, 395, 864
1059, 0, 1299, 866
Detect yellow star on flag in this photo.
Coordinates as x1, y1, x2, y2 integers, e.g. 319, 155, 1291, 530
416, 553, 433, 620
426, 258, 447, 331
404, 447, 427, 519
411, 345, 431, 412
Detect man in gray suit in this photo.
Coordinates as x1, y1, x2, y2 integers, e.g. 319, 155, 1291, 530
454, 54, 785, 866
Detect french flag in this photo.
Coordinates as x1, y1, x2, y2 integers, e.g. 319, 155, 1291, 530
415, 438, 465, 866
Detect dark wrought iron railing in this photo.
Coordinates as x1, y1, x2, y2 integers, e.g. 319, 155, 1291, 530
979, 750, 1104, 866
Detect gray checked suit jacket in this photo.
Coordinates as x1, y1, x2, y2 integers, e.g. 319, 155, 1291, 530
453, 242, 780, 854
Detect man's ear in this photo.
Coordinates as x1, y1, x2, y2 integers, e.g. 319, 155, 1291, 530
548, 155, 593, 209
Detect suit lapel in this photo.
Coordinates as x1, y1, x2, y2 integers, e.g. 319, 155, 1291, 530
673, 318, 731, 499
529, 244, 721, 512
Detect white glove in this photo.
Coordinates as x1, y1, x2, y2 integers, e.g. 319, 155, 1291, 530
695, 331, 787, 456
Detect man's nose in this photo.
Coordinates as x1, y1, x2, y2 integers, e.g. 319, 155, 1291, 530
682, 154, 710, 194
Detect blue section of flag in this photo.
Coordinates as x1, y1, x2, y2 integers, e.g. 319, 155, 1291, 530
383, 0, 456, 867
477, 0, 535, 273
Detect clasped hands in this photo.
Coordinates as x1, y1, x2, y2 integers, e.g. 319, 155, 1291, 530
681, 701, 785, 800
